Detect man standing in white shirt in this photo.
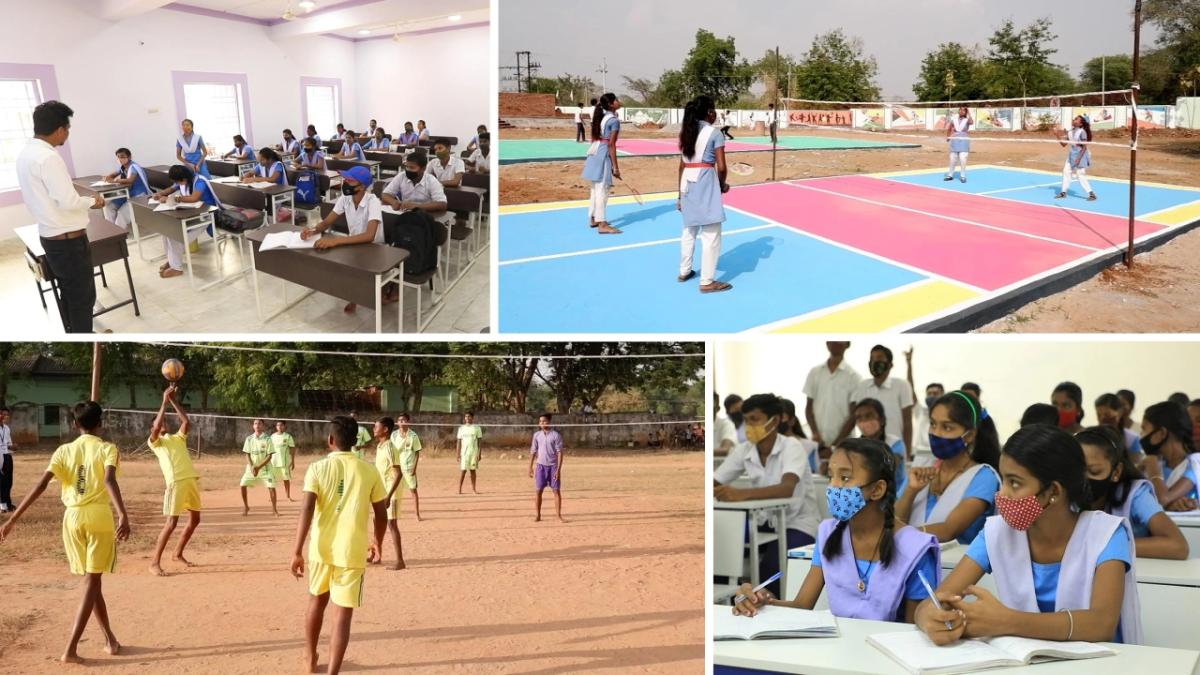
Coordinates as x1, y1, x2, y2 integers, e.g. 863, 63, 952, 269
803, 341, 860, 456
767, 103, 779, 144
574, 103, 586, 143
16, 101, 105, 333
712, 393, 736, 454
0, 406, 14, 511
837, 345, 914, 458
713, 393, 820, 596
905, 347, 943, 468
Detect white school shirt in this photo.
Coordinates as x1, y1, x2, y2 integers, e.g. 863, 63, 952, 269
428, 155, 465, 183
713, 434, 820, 537
383, 171, 452, 224
16, 138, 96, 238
714, 415, 737, 449
418, 128, 430, 140
573, 110, 583, 124
802, 359, 861, 442
467, 148, 491, 173
850, 377, 914, 447
332, 193, 385, 243
0, 424, 11, 455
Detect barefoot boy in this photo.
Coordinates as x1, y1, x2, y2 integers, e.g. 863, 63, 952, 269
271, 420, 297, 501
0, 401, 131, 663
372, 417, 406, 569
240, 419, 279, 516
457, 411, 483, 494
148, 385, 201, 576
528, 413, 564, 522
291, 416, 387, 675
389, 413, 422, 521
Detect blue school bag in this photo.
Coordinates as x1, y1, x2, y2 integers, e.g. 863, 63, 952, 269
294, 170, 320, 208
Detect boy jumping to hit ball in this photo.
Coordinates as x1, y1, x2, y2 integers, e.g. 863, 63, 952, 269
292, 415, 387, 675
148, 385, 202, 576
0, 401, 131, 663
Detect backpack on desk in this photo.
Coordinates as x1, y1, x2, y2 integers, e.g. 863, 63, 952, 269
383, 210, 437, 276
215, 205, 264, 234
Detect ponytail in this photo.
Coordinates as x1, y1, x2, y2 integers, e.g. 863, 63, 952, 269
679, 95, 716, 158
591, 92, 616, 141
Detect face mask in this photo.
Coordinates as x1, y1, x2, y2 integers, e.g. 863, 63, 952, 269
744, 418, 778, 444
1141, 428, 1165, 455
869, 361, 888, 377
342, 183, 358, 196
1057, 409, 1077, 429
729, 412, 744, 427
405, 170, 420, 182
1088, 476, 1115, 501
305, 148, 315, 155
929, 433, 968, 460
826, 486, 867, 522
436, 151, 450, 159
994, 491, 1046, 531
925, 396, 937, 409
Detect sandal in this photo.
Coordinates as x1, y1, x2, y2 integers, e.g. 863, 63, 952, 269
678, 270, 696, 283
597, 223, 622, 235
700, 281, 733, 294
1054, 192, 1067, 199
1087, 192, 1098, 201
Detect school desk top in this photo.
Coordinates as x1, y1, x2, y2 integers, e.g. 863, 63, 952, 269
15, 209, 126, 260
715, 497, 798, 511
71, 175, 132, 196
246, 223, 408, 295
713, 613, 1200, 675
931, 542, 1200, 587
207, 156, 256, 166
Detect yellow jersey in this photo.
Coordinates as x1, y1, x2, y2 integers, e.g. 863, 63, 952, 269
304, 451, 385, 569
148, 431, 199, 484
47, 434, 120, 509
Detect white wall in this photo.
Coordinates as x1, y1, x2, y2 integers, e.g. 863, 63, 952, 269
0, 0, 360, 238
354, 25, 489, 147
716, 339, 1200, 441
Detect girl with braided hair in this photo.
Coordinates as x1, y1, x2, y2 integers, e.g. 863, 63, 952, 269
732, 438, 941, 623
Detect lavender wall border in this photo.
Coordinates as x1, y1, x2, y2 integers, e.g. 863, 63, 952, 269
171, 70, 255, 148
299, 76, 344, 136
0, 62, 74, 208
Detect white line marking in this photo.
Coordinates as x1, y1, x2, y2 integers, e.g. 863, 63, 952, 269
498, 223, 778, 265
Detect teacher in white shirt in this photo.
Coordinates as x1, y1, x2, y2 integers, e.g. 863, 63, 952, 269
16, 101, 105, 333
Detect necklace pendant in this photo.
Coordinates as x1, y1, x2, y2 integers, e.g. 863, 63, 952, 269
857, 580, 866, 593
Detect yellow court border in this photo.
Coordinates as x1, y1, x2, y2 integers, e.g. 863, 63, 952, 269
767, 279, 980, 333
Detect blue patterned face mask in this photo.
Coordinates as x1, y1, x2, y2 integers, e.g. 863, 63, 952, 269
826, 486, 867, 522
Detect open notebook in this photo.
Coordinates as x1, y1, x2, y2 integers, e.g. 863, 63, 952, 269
1165, 509, 1200, 518
868, 631, 1115, 675
712, 606, 838, 640
259, 231, 315, 251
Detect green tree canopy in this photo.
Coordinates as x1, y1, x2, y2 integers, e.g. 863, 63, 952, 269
913, 42, 987, 102
793, 30, 880, 102
983, 18, 1075, 99
1079, 54, 1134, 93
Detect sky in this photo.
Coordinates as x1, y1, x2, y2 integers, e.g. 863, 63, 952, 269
499, 0, 1159, 100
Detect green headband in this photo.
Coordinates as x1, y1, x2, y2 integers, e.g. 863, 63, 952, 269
951, 391, 978, 427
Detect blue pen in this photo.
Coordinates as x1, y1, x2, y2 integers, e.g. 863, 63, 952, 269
734, 571, 782, 605
917, 570, 953, 630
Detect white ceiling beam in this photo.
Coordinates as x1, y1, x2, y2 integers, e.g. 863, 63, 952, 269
270, 0, 487, 39
94, 0, 176, 21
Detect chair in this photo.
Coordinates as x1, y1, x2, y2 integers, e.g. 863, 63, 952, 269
209, 182, 267, 271
714, 509, 748, 603
389, 213, 447, 332
444, 189, 478, 280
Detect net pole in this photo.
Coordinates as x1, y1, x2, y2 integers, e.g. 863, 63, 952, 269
90, 342, 101, 402
772, 45, 780, 182
1126, 0, 1142, 268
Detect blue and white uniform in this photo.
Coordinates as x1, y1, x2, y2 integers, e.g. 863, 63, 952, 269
103, 161, 150, 229
678, 120, 725, 286
254, 160, 289, 186
340, 142, 366, 162
581, 112, 619, 222
176, 132, 211, 178
1061, 126, 1094, 195
281, 138, 300, 156
947, 114, 970, 180
363, 136, 390, 151
230, 144, 254, 161
163, 175, 222, 272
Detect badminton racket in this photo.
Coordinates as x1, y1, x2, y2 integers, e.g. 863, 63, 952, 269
617, 176, 645, 205
729, 162, 754, 176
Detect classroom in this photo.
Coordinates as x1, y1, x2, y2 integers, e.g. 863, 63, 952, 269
0, 0, 491, 334
713, 339, 1200, 674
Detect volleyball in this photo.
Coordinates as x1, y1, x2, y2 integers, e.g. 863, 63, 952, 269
161, 358, 185, 382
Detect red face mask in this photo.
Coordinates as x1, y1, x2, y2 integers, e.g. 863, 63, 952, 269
994, 491, 1045, 531
1057, 408, 1077, 429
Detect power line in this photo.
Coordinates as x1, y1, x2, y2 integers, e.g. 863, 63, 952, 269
147, 342, 701, 360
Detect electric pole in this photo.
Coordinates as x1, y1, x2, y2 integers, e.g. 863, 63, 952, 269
597, 58, 609, 93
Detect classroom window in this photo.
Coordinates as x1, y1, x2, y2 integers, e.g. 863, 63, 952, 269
0, 79, 44, 194
305, 84, 339, 138
182, 82, 247, 155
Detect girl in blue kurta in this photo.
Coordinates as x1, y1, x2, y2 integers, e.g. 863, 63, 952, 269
581, 93, 622, 235
101, 147, 150, 229
1056, 115, 1097, 201
149, 165, 222, 278
677, 95, 732, 294
175, 118, 210, 179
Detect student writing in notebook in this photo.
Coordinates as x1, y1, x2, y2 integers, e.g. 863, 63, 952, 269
915, 424, 1143, 645
1078, 425, 1189, 559
732, 438, 941, 623
294, 138, 327, 172
221, 135, 253, 161
149, 165, 221, 279
895, 391, 1000, 545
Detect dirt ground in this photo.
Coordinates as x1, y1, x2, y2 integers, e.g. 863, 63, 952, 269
499, 126, 1200, 332
0, 449, 703, 673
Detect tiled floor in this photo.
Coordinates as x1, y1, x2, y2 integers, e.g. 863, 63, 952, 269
0, 231, 490, 335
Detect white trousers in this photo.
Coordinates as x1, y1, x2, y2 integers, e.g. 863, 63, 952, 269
588, 182, 609, 222
680, 223, 721, 285
1062, 161, 1093, 194
163, 231, 201, 271
947, 151, 968, 177
102, 201, 132, 230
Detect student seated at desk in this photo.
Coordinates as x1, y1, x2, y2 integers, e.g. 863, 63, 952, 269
380, 152, 451, 226
293, 138, 326, 171
733, 438, 941, 623
338, 131, 366, 161
175, 118, 210, 178
363, 128, 390, 151
896, 390, 1000, 545
1078, 425, 1189, 559
465, 124, 488, 153
222, 135, 253, 161
306, 124, 322, 148
101, 147, 150, 229
854, 398, 908, 496
466, 132, 491, 174
278, 129, 300, 156
332, 123, 347, 141
242, 148, 288, 186
300, 166, 383, 314
366, 119, 378, 137
915, 425, 1143, 645
1096, 393, 1144, 459
396, 122, 418, 146
149, 165, 221, 279
428, 140, 465, 188
1140, 401, 1200, 512
713, 393, 821, 597
416, 120, 429, 142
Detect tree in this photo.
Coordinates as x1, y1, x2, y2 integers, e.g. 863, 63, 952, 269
345, 343, 447, 413
1144, 0, 1200, 101
441, 343, 540, 412
654, 69, 690, 107
793, 30, 880, 102
621, 76, 657, 106
674, 29, 754, 107
913, 43, 987, 102
527, 74, 599, 106
1079, 54, 1134, 94
983, 18, 1071, 99
0, 342, 44, 405
753, 49, 799, 104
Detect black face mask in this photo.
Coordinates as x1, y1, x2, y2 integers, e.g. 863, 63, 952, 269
1141, 428, 1165, 455
729, 412, 744, 427
342, 183, 358, 196
405, 170, 420, 182
1088, 475, 1115, 501
869, 361, 889, 377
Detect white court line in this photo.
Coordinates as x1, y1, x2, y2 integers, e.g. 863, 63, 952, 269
781, 181, 1101, 252
977, 181, 1061, 195
498, 223, 778, 266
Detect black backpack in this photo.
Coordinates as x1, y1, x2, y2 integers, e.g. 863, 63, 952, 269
384, 210, 438, 276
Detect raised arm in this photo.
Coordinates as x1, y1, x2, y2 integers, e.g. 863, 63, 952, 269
167, 386, 190, 436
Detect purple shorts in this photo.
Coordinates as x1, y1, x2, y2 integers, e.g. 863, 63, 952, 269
534, 464, 560, 491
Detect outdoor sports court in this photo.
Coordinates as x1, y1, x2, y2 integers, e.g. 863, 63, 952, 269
498, 165, 1200, 333
499, 135, 920, 163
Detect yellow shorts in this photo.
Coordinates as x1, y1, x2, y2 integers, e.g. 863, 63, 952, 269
274, 464, 292, 481
62, 505, 116, 576
163, 478, 202, 516
240, 464, 277, 488
386, 494, 402, 520
400, 471, 418, 490
460, 449, 479, 471
308, 561, 365, 608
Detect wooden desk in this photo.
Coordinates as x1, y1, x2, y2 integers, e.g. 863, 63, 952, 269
70, 175, 158, 261
246, 224, 408, 333
206, 157, 256, 178
326, 157, 382, 181
210, 177, 295, 225
16, 211, 140, 330
127, 196, 224, 290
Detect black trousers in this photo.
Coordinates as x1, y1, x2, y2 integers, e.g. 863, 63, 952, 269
576, 123, 586, 142
1, 454, 12, 508
720, 126, 733, 140
769, 122, 778, 143
40, 234, 95, 333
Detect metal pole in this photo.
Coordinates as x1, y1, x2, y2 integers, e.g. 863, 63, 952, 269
1102, 56, 1106, 105
772, 45, 780, 182
90, 342, 101, 402
1126, 0, 1142, 267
